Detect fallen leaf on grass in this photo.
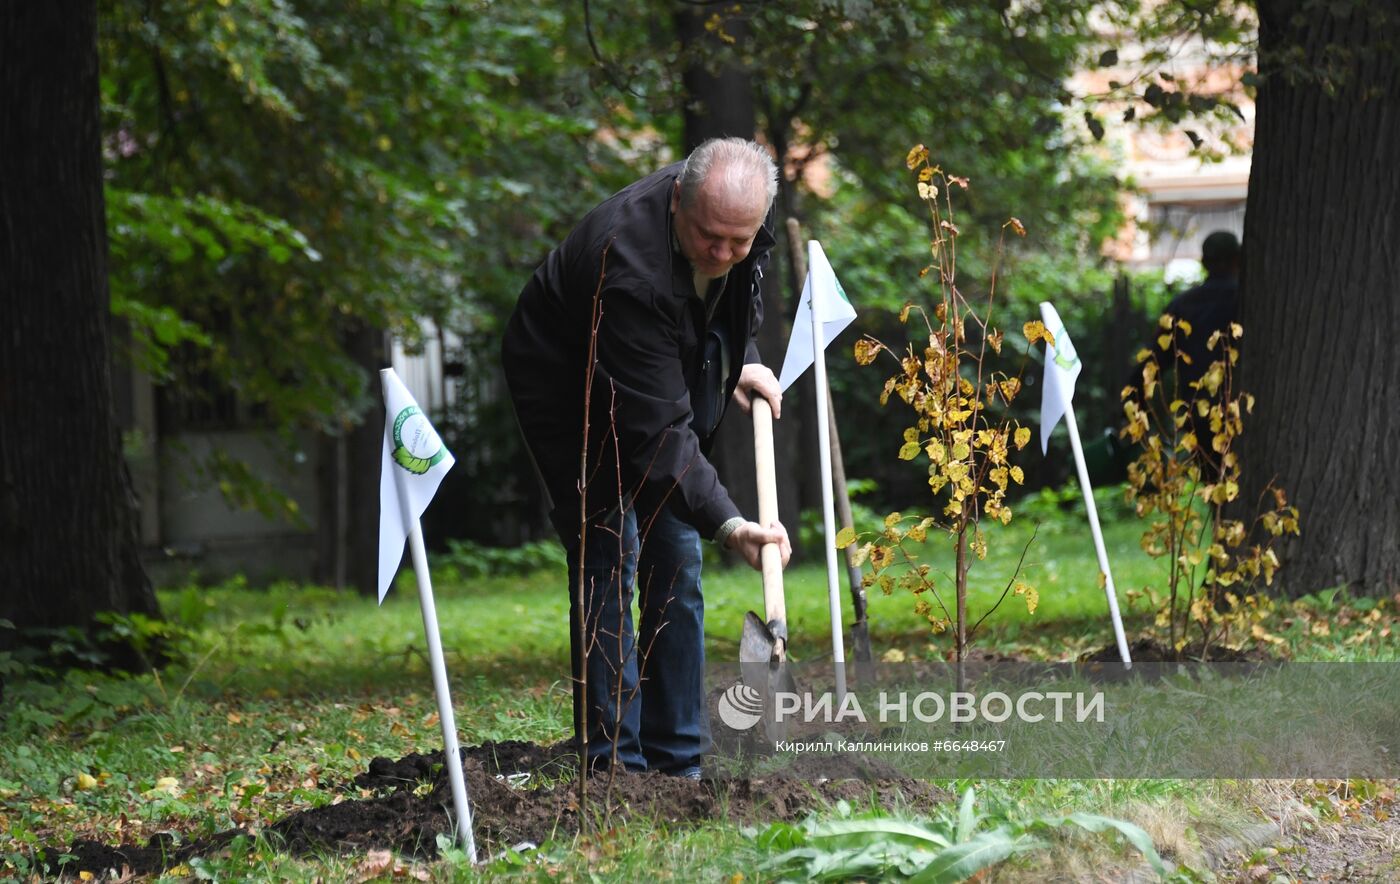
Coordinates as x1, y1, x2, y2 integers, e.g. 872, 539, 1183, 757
354, 848, 394, 882
143, 777, 181, 799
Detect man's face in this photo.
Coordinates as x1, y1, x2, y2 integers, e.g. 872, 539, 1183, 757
671, 176, 767, 280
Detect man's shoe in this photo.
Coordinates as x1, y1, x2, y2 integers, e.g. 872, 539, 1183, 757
676, 765, 702, 781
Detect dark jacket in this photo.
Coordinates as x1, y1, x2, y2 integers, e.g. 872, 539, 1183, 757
1162, 274, 1238, 393
501, 163, 775, 543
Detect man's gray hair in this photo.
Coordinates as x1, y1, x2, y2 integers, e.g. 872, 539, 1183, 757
677, 138, 779, 212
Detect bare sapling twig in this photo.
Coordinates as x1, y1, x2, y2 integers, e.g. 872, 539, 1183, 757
574, 240, 613, 825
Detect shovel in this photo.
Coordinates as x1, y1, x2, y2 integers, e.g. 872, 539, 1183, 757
739, 396, 800, 728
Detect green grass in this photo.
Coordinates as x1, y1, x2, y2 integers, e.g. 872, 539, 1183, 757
2, 510, 1395, 881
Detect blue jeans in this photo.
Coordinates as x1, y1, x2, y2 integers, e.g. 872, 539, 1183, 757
565, 504, 709, 774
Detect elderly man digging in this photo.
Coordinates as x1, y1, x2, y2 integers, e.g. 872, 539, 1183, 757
501, 138, 792, 778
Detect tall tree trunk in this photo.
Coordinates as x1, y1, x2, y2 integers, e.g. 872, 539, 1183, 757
0, 1, 159, 643
674, 8, 802, 549
314, 323, 386, 597
1239, 0, 1400, 596
346, 324, 388, 597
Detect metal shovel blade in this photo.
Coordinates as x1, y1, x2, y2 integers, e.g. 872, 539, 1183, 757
739, 611, 800, 697
740, 610, 777, 666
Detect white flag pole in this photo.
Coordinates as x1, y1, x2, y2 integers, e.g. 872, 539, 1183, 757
809, 248, 848, 702
402, 514, 478, 861
381, 364, 476, 861
1057, 386, 1133, 668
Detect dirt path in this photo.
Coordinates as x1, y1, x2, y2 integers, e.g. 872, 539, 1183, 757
1222, 786, 1400, 883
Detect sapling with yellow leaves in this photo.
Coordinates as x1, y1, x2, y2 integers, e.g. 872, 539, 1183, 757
840, 145, 1045, 674
1121, 315, 1301, 658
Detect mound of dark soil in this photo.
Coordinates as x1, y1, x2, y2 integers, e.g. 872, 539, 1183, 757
1080, 637, 1278, 664
47, 740, 949, 878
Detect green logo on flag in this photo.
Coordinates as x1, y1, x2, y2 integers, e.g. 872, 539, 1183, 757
391, 406, 446, 475
1052, 325, 1079, 372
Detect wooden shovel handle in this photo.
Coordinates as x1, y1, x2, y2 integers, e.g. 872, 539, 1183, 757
752, 396, 786, 631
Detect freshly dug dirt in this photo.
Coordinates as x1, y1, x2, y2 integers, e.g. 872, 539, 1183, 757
48, 740, 949, 878
1080, 637, 1277, 664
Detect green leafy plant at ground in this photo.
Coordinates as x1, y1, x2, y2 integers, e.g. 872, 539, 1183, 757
756, 787, 1165, 882
842, 147, 1049, 672
436, 538, 566, 581
1121, 318, 1300, 657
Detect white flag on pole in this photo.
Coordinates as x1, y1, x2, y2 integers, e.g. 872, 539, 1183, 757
778, 240, 857, 392
1038, 301, 1082, 455
378, 368, 455, 603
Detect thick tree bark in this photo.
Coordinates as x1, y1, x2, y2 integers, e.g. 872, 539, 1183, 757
674, 8, 803, 549
0, 2, 159, 641
1239, 0, 1400, 596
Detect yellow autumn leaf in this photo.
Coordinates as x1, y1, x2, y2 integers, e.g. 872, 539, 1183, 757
1157, 334, 1172, 350
905, 144, 928, 170
1010, 466, 1024, 484
835, 526, 856, 549
1023, 320, 1052, 346
898, 441, 920, 460
1014, 582, 1039, 615
854, 338, 884, 365
143, 776, 181, 799
76, 773, 98, 791
1251, 624, 1286, 646
1013, 426, 1031, 449
1006, 216, 1027, 236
